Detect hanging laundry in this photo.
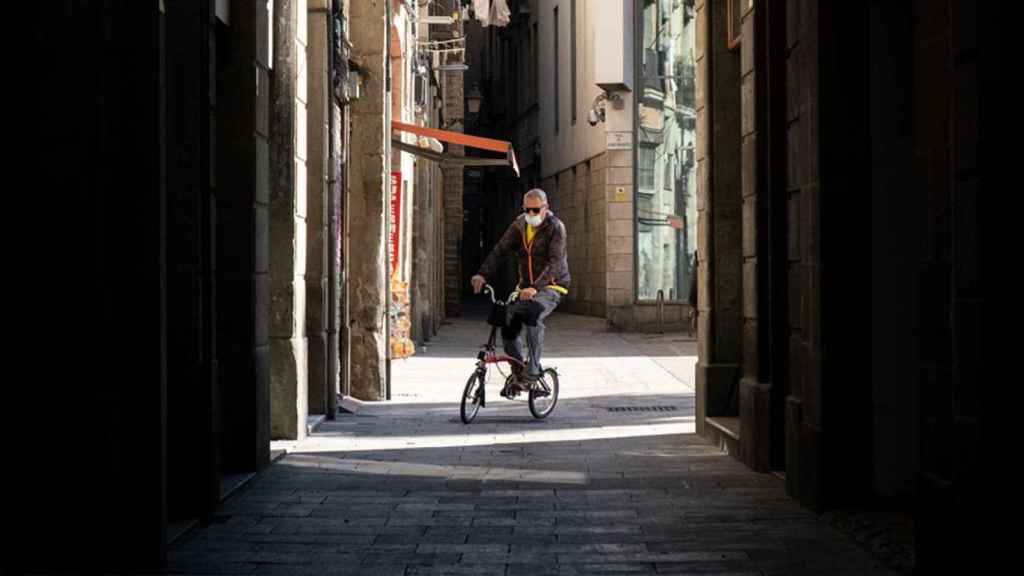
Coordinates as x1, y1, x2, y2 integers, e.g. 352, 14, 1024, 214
473, 0, 491, 27
490, 0, 511, 27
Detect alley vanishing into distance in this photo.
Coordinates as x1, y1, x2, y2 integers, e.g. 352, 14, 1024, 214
19, 1, 993, 573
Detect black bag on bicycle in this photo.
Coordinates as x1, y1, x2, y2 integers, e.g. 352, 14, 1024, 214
487, 302, 508, 327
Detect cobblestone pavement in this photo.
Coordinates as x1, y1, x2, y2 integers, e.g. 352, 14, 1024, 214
168, 307, 896, 575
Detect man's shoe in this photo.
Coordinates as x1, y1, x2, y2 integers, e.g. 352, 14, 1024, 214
522, 372, 542, 389
507, 364, 527, 390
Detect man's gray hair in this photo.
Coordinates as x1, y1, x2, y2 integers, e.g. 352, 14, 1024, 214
524, 188, 548, 204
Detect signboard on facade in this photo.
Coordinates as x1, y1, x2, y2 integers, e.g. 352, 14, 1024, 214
607, 131, 633, 150
390, 172, 402, 278
389, 171, 414, 359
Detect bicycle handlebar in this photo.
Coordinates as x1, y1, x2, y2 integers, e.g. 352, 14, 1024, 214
483, 284, 519, 306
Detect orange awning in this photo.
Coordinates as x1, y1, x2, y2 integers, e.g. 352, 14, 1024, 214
391, 121, 519, 177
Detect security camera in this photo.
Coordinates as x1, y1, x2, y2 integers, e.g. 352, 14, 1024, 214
589, 91, 617, 126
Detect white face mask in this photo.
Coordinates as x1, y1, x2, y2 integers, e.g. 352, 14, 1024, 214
525, 213, 543, 227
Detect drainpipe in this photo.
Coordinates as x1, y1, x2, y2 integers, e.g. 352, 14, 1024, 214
384, 0, 392, 401
657, 289, 665, 334
326, 0, 339, 419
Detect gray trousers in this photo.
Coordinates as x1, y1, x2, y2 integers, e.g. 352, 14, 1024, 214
502, 288, 561, 377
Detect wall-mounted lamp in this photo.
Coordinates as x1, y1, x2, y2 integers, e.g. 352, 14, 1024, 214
466, 85, 483, 114
350, 68, 364, 102
337, 59, 365, 105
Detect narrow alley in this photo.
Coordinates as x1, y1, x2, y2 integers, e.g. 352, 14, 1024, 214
18, 1, 994, 573
167, 308, 894, 575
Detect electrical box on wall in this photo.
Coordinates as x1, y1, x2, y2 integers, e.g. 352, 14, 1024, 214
595, 0, 634, 93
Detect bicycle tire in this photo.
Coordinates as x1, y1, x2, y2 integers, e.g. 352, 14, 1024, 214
528, 368, 559, 419
460, 371, 484, 424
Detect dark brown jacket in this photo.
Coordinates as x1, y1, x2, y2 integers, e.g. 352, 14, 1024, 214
478, 212, 571, 291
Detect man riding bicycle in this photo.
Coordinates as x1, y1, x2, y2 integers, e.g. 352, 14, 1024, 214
471, 188, 571, 390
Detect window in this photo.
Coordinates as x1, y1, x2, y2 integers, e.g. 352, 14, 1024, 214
531, 22, 538, 104
571, 0, 577, 125
641, 0, 659, 92
500, 38, 509, 115
266, 0, 274, 68
511, 39, 519, 116
663, 152, 674, 190
727, 0, 742, 50
639, 147, 656, 191
553, 6, 559, 133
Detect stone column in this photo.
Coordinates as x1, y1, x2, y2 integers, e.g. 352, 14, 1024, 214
695, 0, 743, 435
738, 0, 772, 472
217, 0, 272, 471
347, 0, 388, 399
306, 0, 331, 415
269, 0, 310, 439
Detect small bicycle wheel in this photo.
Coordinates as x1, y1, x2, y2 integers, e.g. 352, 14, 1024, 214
460, 370, 484, 424
528, 368, 559, 419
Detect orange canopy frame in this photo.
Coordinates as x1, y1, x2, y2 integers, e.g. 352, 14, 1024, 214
391, 121, 519, 177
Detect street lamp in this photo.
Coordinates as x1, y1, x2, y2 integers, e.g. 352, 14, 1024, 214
466, 86, 483, 115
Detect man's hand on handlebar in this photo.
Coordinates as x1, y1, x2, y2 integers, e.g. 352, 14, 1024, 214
471, 275, 486, 294
519, 287, 538, 300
